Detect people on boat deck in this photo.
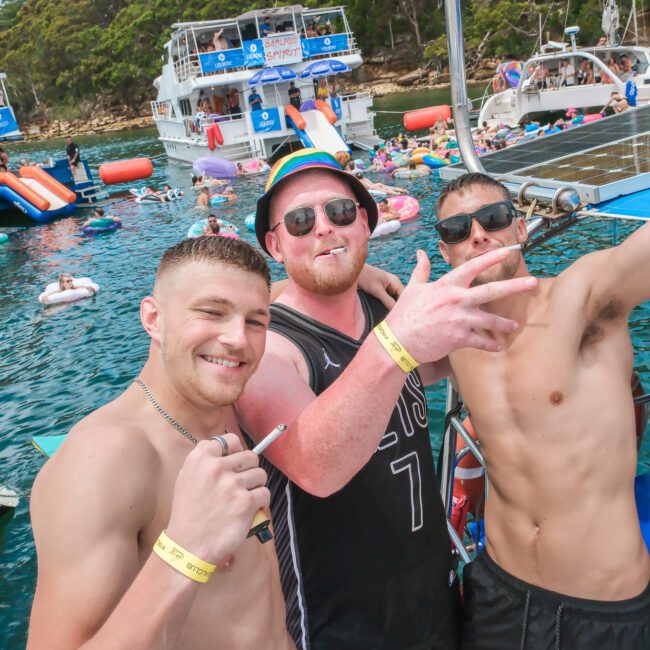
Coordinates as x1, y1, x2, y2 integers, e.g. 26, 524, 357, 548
620, 54, 634, 80
288, 81, 302, 109
601, 90, 629, 115
82, 207, 121, 228
248, 88, 263, 112
213, 28, 229, 51
260, 16, 274, 37
316, 78, 328, 100
28, 237, 297, 650
201, 213, 221, 236
236, 148, 536, 650
65, 136, 80, 170
228, 88, 241, 116
435, 172, 650, 650
558, 58, 576, 86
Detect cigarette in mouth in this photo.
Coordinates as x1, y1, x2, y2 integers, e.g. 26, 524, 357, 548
505, 244, 522, 251
330, 247, 347, 255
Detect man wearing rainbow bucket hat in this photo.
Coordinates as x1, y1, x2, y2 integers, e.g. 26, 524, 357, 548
237, 149, 537, 649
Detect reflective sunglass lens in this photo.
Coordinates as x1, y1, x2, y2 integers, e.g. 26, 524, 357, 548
324, 199, 358, 226
439, 216, 471, 244
284, 207, 316, 236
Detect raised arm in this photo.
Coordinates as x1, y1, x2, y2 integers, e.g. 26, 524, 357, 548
588, 219, 650, 311
28, 430, 267, 649
236, 248, 536, 497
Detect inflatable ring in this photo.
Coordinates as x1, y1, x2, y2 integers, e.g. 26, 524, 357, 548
392, 167, 431, 179
245, 213, 256, 232
83, 218, 121, 235
187, 218, 240, 238
39, 277, 100, 306
370, 220, 401, 239
387, 195, 420, 222
209, 195, 228, 206
422, 154, 448, 169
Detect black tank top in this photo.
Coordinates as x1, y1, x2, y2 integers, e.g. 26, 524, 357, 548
265, 291, 457, 650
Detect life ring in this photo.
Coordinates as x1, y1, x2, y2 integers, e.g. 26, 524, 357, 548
39, 277, 100, 305
370, 220, 401, 239
209, 195, 228, 206
633, 373, 648, 451
453, 416, 485, 513
187, 218, 240, 238
387, 195, 420, 222
83, 218, 121, 235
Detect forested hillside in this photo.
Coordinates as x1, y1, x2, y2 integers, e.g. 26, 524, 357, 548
0, 0, 636, 119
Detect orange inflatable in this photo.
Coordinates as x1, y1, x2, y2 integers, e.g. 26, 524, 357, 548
99, 158, 153, 185
284, 104, 306, 130
315, 99, 337, 124
409, 147, 432, 165
403, 104, 452, 131
453, 416, 485, 513
19, 165, 77, 203
0, 171, 50, 211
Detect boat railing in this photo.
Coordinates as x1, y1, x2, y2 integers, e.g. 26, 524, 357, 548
151, 101, 172, 120
172, 31, 360, 83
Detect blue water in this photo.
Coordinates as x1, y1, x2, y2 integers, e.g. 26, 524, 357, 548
1, 112, 649, 647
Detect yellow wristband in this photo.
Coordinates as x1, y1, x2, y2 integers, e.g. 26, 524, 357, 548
153, 531, 216, 583
373, 320, 419, 373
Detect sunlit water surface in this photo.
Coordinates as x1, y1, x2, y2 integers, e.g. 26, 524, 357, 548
1, 96, 649, 647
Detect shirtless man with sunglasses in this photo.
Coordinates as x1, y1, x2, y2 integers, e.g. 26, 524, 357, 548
435, 172, 650, 650
236, 149, 538, 650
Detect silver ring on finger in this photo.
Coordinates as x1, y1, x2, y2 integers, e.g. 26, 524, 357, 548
210, 435, 229, 456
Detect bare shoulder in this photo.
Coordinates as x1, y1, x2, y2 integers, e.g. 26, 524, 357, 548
32, 393, 159, 536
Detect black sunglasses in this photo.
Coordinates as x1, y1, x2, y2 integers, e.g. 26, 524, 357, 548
271, 198, 359, 237
435, 200, 517, 244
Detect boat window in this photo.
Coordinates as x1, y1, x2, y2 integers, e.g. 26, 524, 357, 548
179, 98, 192, 117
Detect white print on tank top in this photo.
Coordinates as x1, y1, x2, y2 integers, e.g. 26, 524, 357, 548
322, 348, 341, 370
376, 372, 428, 532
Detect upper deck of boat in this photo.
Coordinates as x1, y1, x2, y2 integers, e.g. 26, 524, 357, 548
440, 105, 650, 205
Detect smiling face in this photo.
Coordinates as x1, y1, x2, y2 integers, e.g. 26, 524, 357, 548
265, 170, 369, 295
437, 185, 527, 286
145, 261, 270, 408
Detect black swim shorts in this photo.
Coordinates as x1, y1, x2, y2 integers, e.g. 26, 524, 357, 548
460, 551, 650, 650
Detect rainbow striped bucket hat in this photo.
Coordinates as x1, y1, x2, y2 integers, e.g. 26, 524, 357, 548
255, 148, 378, 254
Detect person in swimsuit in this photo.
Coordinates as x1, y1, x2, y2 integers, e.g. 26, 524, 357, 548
236, 148, 537, 650
434, 172, 650, 650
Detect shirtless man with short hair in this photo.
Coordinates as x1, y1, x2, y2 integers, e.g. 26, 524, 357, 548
435, 172, 650, 649
28, 237, 294, 650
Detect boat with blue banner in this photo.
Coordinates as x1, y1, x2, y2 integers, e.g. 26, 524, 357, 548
0, 73, 23, 142
151, 5, 381, 164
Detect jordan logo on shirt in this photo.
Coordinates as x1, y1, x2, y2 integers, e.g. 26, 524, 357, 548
322, 348, 341, 370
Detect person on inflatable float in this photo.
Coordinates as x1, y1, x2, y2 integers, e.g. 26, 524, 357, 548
56, 273, 96, 297
82, 207, 121, 229
201, 214, 221, 237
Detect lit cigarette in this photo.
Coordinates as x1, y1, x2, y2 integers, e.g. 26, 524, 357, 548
252, 424, 287, 455
330, 247, 347, 255
505, 244, 522, 251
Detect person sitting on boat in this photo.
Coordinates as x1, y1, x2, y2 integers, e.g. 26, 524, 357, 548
201, 214, 221, 236
83, 207, 121, 229
316, 79, 328, 100
435, 172, 650, 649
599, 58, 620, 84
601, 90, 629, 115
228, 88, 241, 117
249, 88, 263, 112
620, 54, 634, 81
288, 82, 302, 109
28, 237, 296, 650
306, 22, 319, 38
558, 58, 576, 86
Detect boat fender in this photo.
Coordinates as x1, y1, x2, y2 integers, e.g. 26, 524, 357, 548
453, 416, 485, 514
403, 105, 452, 131
99, 158, 153, 185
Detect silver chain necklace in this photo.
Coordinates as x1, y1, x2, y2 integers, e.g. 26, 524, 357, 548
134, 377, 199, 445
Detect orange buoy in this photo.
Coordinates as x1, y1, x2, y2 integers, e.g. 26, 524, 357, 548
99, 158, 153, 185
403, 105, 452, 131
315, 100, 337, 124
632, 373, 648, 451
210, 123, 224, 146
285, 104, 306, 131
454, 416, 485, 513
207, 125, 217, 151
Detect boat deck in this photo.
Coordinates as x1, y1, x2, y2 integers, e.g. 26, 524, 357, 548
440, 105, 650, 205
